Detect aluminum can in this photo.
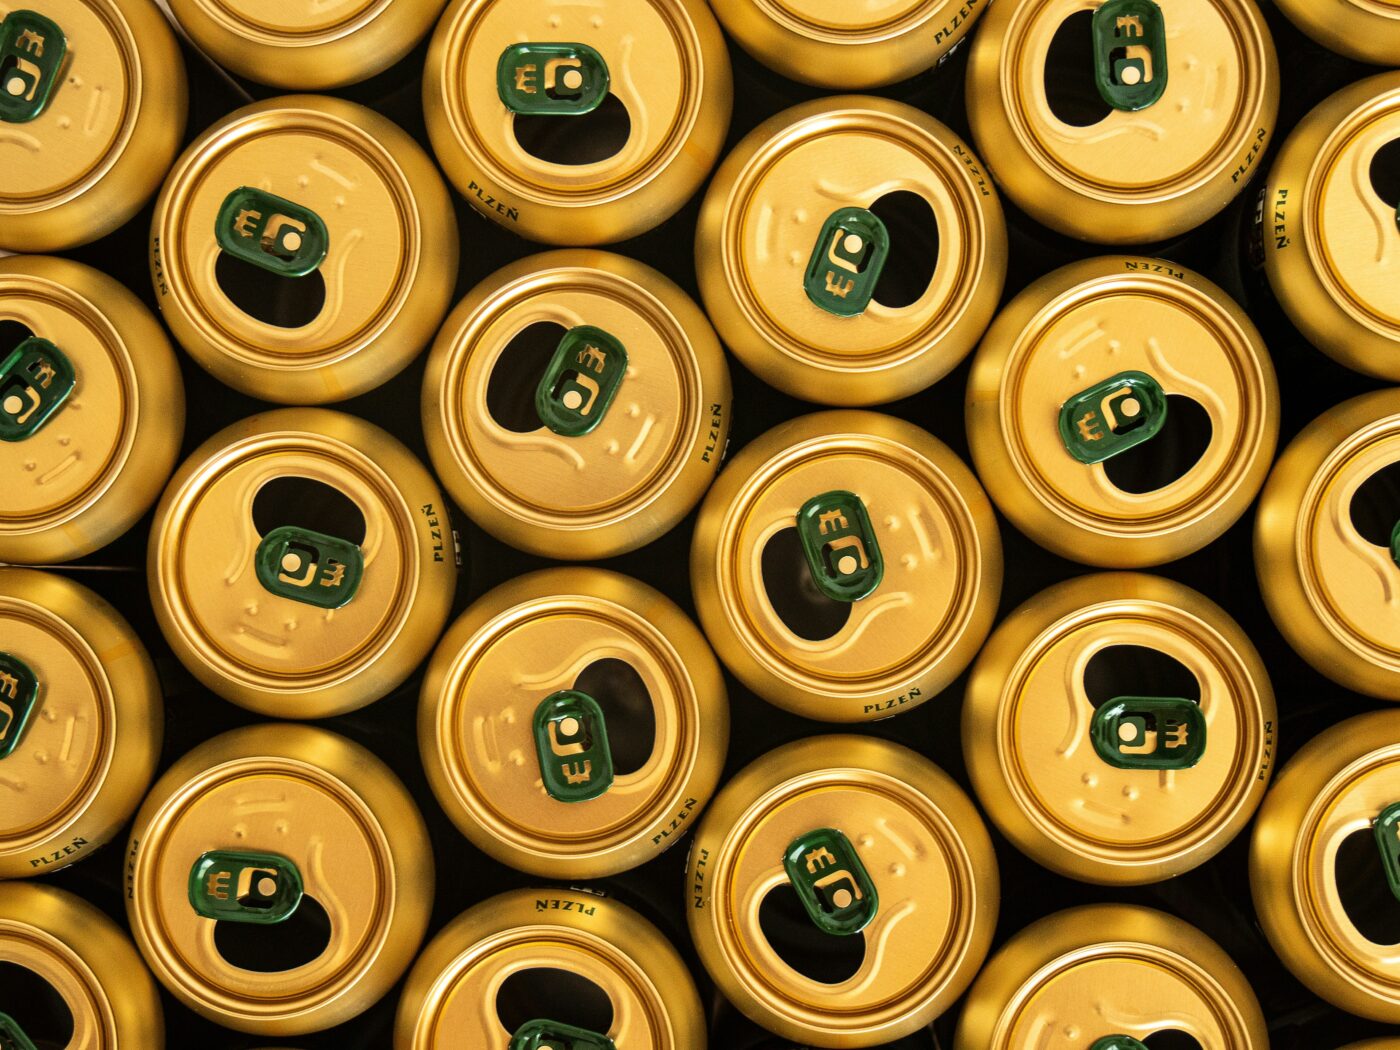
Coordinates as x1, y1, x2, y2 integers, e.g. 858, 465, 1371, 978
1271, 0, 1400, 66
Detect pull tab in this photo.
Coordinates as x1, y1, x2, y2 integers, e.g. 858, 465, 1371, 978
254, 526, 364, 609
1389, 521, 1400, 570
535, 325, 628, 437
783, 827, 879, 937
532, 690, 614, 803
510, 1020, 617, 1050
188, 850, 303, 924
1091, 697, 1207, 770
797, 491, 884, 603
1059, 370, 1168, 465
1092, 0, 1168, 111
1090, 1038, 1148, 1050
0, 1014, 37, 1050
804, 207, 890, 317
0, 653, 39, 761
0, 10, 65, 124
215, 187, 329, 277
1375, 802, 1400, 904
497, 42, 610, 115
0, 338, 74, 442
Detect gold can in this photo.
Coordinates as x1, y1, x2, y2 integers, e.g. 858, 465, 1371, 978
166, 0, 446, 89
0, 568, 161, 879
395, 887, 705, 1049
687, 736, 998, 1048
1260, 72, 1400, 381
422, 0, 731, 245
953, 904, 1268, 1049
0, 883, 163, 1047
1339, 1043, 1400, 1050
126, 723, 433, 1036
419, 567, 727, 878
147, 408, 457, 719
0, 255, 184, 564
150, 95, 458, 404
1271, 0, 1400, 66
421, 250, 731, 559
707, 0, 987, 89
695, 96, 1006, 406
966, 255, 1279, 568
966, 0, 1278, 244
691, 410, 1001, 722
1255, 390, 1400, 700
964, 573, 1276, 886
0, 0, 186, 252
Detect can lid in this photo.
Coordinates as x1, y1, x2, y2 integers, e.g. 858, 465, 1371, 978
1272, 0, 1400, 65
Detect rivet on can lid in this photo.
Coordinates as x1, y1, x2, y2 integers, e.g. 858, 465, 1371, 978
187, 849, 304, 924
1058, 370, 1168, 465
253, 526, 364, 609
0, 10, 65, 125
0, 338, 74, 442
497, 43, 610, 116
1090, 1038, 1148, 1050
0, 652, 39, 761
1375, 801, 1400, 905
782, 827, 879, 937
803, 207, 889, 318
1093, 0, 1168, 112
797, 490, 884, 603
0, 1013, 37, 1050
215, 187, 330, 278
532, 690, 614, 803
510, 1020, 617, 1050
1090, 697, 1207, 771
535, 325, 629, 438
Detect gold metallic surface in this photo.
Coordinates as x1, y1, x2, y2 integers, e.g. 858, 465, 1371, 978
687, 736, 998, 1048
126, 723, 433, 1036
967, 256, 1278, 567
422, 251, 731, 559
953, 904, 1268, 1049
0, 0, 186, 252
0, 256, 185, 563
1251, 709, 1400, 1024
708, 0, 986, 89
394, 887, 705, 1049
423, 0, 732, 245
151, 95, 458, 404
963, 573, 1275, 885
419, 568, 727, 877
967, 0, 1278, 244
1255, 389, 1400, 700
0, 882, 164, 1047
1338, 1042, 1400, 1050
695, 96, 1006, 406
1272, 0, 1400, 66
147, 408, 457, 718
690, 411, 1001, 722
0, 568, 161, 879
1262, 72, 1400, 380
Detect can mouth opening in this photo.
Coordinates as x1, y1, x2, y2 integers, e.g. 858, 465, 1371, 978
761, 527, 852, 643
1370, 139, 1400, 213
252, 476, 368, 547
212, 893, 332, 972
1083, 644, 1201, 708
0, 962, 73, 1050
486, 321, 567, 434
496, 966, 615, 1035
1336, 828, 1400, 947
757, 882, 865, 984
512, 95, 632, 167
867, 191, 939, 311
1099, 395, 1212, 495
1140, 1034, 1204, 1050
214, 251, 327, 329
1348, 462, 1400, 551
0, 318, 34, 358
574, 657, 655, 777
1045, 11, 1113, 128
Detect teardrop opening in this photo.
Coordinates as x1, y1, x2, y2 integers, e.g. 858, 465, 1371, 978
496, 967, 615, 1036
1349, 461, 1400, 550
252, 476, 367, 545
513, 94, 632, 166
1083, 644, 1201, 708
1045, 11, 1112, 127
1102, 395, 1212, 495
869, 191, 939, 310
761, 526, 852, 642
215, 252, 326, 329
1335, 827, 1400, 946
486, 321, 564, 434
758, 883, 865, 985
213, 894, 332, 971
574, 658, 655, 776
0, 962, 74, 1050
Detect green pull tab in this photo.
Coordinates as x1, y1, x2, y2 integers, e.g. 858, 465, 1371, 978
1375, 802, 1400, 904
1389, 521, 1400, 570
797, 491, 884, 603
1091, 697, 1207, 770
804, 207, 890, 317
0, 10, 65, 124
254, 526, 363, 609
215, 187, 329, 277
535, 325, 628, 437
783, 827, 879, 937
510, 1020, 617, 1050
188, 850, 303, 924
0, 653, 39, 761
1090, 1038, 1148, 1050
0, 1014, 37, 1050
0, 337, 74, 442
1093, 0, 1168, 111
533, 690, 614, 803
1059, 370, 1168, 465
497, 42, 609, 115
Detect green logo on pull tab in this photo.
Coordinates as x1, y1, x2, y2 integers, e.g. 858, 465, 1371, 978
1090, 1038, 1149, 1050
0, 11, 65, 124
254, 526, 364, 609
533, 690, 614, 803
0, 1014, 37, 1050
535, 325, 628, 437
804, 207, 889, 317
1375, 802, 1400, 905
216, 187, 329, 277
1059, 370, 1168, 465
1093, 0, 1168, 111
0, 653, 39, 761
510, 1020, 617, 1050
498, 42, 610, 115
797, 491, 884, 603
188, 850, 303, 924
783, 827, 879, 937
0, 338, 74, 442
1091, 697, 1207, 771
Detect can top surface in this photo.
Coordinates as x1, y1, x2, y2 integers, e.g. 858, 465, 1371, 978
1272, 0, 1400, 65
